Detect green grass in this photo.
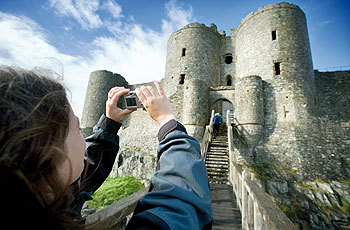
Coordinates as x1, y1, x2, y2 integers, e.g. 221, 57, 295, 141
85, 176, 144, 210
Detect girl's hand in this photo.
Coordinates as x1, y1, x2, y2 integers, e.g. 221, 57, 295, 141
135, 81, 176, 126
106, 87, 136, 122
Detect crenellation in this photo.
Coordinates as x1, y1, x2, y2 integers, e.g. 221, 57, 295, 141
238, 2, 305, 31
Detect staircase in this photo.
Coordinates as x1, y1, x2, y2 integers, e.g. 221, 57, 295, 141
205, 123, 242, 230
206, 124, 229, 184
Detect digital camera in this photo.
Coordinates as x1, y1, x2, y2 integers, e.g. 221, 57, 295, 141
124, 91, 144, 109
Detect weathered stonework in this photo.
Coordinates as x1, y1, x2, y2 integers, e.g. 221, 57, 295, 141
110, 147, 157, 187
81, 2, 350, 229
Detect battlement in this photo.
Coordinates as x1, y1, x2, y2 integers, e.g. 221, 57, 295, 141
238, 2, 305, 31
170, 22, 222, 40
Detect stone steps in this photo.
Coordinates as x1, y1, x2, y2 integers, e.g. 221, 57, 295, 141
205, 136, 229, 183
207, 125, 242, 228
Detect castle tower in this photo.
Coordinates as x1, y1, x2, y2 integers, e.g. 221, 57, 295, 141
163, 23, 221, 95
235, 75, 264, 147
235, 3, 316, 122
182, 78, 210, 140
81, 70, 129, 137
163, 23, 222, 139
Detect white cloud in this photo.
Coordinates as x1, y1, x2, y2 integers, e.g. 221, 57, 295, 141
0, 0, 193, 118
0, 12, 90, 116
0, 12, 76, 68
163, 0, 193, 33
102, 0, 123, 19
49, 0, 103, 30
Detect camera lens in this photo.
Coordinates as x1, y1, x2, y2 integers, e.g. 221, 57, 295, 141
126, 97, 137, 106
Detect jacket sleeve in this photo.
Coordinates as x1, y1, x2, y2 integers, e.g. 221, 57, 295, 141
71, 114, 121, 212
126, 120, 213, 230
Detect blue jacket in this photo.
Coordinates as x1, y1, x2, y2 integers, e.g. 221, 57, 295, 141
126, 120, 213, 229
72, 115, 213, 229
213, 115, 222, 125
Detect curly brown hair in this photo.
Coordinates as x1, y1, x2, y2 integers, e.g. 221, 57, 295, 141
0, 66, 83, 229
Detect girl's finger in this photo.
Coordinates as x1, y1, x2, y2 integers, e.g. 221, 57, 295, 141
135, 88, 146, 104
154, 81, 165, 97
108, 86, 123, 97
109, 87, 126, 99
147, 86, 158, 98
110, 88, 130, 106
140, 86, 153, 100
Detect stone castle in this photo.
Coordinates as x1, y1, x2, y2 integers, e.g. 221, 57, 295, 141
81, 2, 349, 228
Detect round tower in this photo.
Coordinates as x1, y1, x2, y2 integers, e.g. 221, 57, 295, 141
235, 75, 264, 147
235, 3, 316, 121
182, 78, 210, 140
81, 70, 129, 137
163, 23, 221, 95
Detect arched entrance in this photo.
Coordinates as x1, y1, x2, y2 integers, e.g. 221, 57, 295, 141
210, 99, 234, 123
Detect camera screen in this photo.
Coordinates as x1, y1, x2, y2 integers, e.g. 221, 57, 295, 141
126, 97, 137, 106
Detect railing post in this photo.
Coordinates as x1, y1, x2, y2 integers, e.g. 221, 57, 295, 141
242, 170, 248, 229
248, 195, 254, 229
209, 110, 215, 134
254, 200, 263, 230
238, 174, 241, 206
201, 110, 215, 159
226, 110, 231, 127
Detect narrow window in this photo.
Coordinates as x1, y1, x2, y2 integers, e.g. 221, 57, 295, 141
274, 62, 281, 75
182, 48, 186, 56
179, 74, 185, 84
272, 31, 277, 41
226, 75, 232, 86
225, 54, 233, 64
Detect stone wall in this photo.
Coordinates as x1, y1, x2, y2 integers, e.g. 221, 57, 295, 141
232, 71, 350, 228
117, 109, 159, 155
314, 70, 350, 121
220, 35, 236, 86
233, 71, 350, 180
110, 147, 157, 187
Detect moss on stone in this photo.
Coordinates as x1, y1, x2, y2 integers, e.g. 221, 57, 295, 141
243, 163, 273, 179
85, 176, 144, 210
339, 196, 350, 215
276, 200, 302, 227
124, 146, 142, 153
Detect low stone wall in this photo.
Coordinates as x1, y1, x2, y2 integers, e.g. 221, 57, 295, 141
110, 147, 157, 187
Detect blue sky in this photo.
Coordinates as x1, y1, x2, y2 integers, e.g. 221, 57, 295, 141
0, 0, 349, 117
